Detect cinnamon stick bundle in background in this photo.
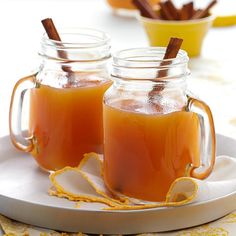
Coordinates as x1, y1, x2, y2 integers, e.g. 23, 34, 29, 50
132, 0, 159, 19
134, 0, 217, 21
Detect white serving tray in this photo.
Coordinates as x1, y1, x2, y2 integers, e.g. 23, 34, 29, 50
0, 134, 236, 234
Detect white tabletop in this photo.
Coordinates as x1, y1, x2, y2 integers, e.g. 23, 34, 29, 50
0, 0, 236, 138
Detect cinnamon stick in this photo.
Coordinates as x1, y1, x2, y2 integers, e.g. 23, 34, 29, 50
186, 2, 194, 19
193, 9, 202, 16
41, 18, 61, 41
180, 2, 194, 20
132, 0, 159, 19
149, 37, 183, 101
164, 0, 180, 20
157, 37, 183, 78
163, 37, 183, 60
192, 0, 217, 19
41, 18, 71, 72
159, 1, 175, 20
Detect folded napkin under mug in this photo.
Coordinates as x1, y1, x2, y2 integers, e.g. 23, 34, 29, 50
49, 153, 236, 210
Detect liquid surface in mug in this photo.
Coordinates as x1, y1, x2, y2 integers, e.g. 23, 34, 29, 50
29, 73, 111, 171
104, 99, 201, 201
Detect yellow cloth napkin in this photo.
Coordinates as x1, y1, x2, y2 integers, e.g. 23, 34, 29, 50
0, 214, 86, 235
49, 153, 236, 210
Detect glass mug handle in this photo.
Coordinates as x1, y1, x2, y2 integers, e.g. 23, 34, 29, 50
9, 73, 37, 152
186, 95, 216, 179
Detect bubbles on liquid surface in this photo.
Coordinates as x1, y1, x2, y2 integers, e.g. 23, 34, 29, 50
59, 72, 109, 88
113, 99, 162, 114
112, 95, 184, 115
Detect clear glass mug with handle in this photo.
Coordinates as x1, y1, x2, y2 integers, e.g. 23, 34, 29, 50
103, 47, 216, 201
9, 28, 111, 171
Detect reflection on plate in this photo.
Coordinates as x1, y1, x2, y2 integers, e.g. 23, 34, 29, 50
0, 134, 236, 234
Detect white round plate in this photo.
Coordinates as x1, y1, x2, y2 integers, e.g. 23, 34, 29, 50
0, 134, 236, 234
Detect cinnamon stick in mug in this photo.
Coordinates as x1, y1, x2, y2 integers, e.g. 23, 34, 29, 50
149, 38, 183, 98
163, 37, 183, 60
158, 37, 183, 78
41, 18, 72, 72
41, 18, 61, 41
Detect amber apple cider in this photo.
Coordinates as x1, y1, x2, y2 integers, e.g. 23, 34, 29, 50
104, 99, 200, 201
29, 74, 111, 171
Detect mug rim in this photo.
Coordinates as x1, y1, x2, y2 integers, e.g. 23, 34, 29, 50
41, 27, 111, 49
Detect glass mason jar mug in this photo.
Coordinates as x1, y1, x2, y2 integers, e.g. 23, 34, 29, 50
9, 28, 111, 171
103, 48, 216, 202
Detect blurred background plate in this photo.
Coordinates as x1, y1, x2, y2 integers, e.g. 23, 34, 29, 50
0, 134, 236, 234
